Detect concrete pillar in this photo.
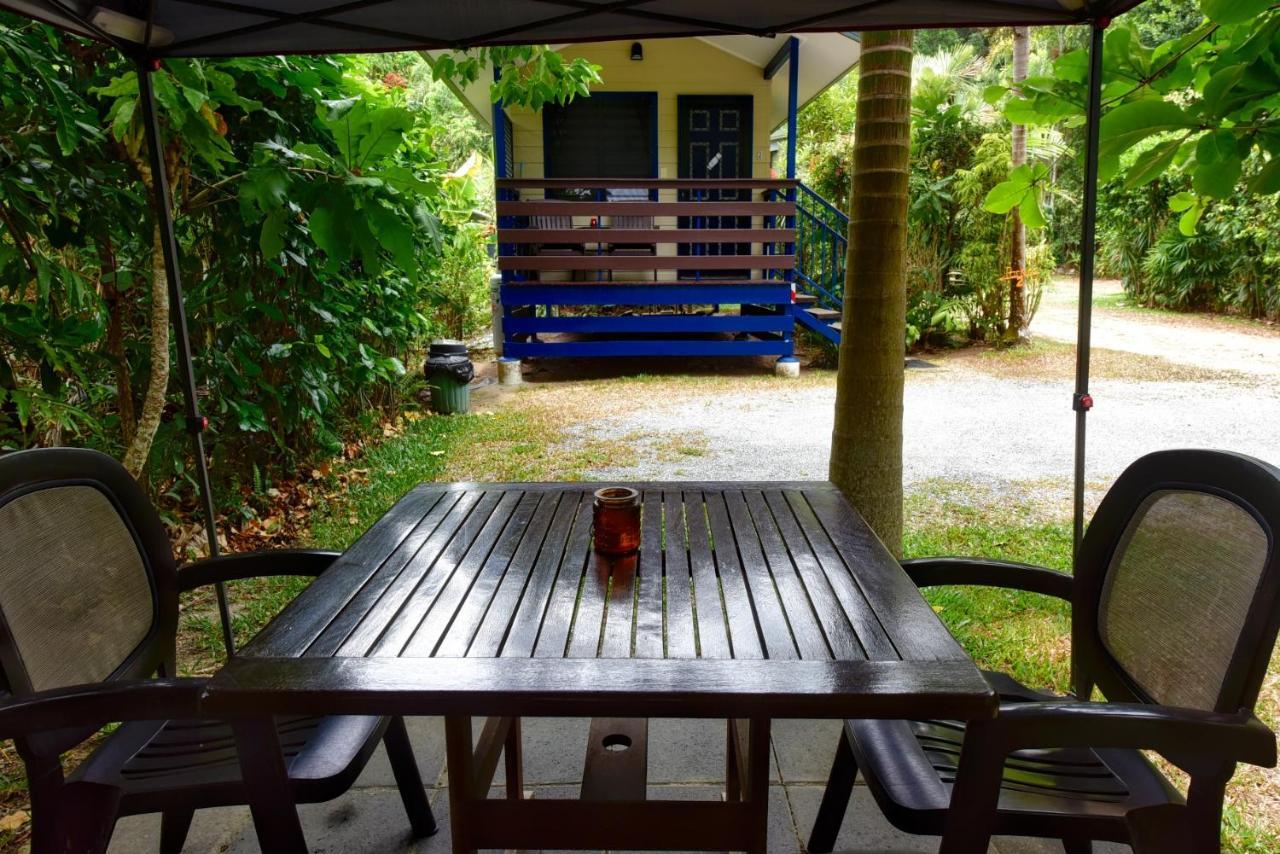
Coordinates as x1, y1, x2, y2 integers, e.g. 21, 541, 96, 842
497, 357, 523, 385
490, 273, 504, 356
775, 356, 800, 378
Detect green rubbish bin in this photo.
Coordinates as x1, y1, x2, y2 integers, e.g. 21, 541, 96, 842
425, 340, 474, 415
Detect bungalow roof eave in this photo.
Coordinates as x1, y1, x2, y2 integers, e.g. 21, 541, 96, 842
424, 31, 863, 131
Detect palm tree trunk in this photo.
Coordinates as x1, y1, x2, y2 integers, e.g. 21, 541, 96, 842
1007, 25, 1031, 344
122, 222, 170, 478
829, 29, 914, 556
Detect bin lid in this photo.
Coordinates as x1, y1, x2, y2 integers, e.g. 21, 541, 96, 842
428, 340, 468, 358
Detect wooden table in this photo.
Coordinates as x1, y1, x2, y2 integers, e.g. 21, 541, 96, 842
204, 482, 995, 853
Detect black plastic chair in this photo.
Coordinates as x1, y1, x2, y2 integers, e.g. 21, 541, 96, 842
0, 447, 436, 853
808, 449, 1280, 854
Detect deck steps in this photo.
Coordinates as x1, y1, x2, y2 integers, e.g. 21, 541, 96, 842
805, 307, 841, 321
793, 301, 843, 345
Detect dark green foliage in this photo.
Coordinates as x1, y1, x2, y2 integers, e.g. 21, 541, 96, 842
0, 16, 494, 514
1121, 192, 1280, 319
800, 12, 1280, 343
912, 29, 992, 59
430, 46, 600, 111
801, 39, 1059, 350
1098, 174, 1178, 303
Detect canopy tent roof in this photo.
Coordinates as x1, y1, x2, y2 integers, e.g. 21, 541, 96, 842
5, 0, 1144, 58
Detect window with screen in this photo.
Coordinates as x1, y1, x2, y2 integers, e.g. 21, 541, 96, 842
543, 94, 656, 180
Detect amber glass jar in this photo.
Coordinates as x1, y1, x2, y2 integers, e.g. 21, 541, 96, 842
592, 487, 641, 555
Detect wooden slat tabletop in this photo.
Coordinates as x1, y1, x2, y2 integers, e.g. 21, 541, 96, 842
206, 482, 994, 720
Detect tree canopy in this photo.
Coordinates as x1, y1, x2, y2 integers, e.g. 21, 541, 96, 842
985, 0, 1280, 234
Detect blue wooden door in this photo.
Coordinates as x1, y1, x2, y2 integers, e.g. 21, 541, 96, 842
677, 95, 752, 279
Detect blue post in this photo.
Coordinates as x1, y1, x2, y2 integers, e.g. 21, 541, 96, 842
786, 37, 799, 185
778, 36, 800, 369
493, 63, 509, 286
492, 64, 520, 355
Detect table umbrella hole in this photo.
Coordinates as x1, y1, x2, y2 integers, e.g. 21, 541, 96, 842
602, 734, 632, 752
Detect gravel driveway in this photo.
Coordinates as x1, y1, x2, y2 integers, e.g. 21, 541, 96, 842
1036, 277, 1280, 377
561, 281, 1280, 494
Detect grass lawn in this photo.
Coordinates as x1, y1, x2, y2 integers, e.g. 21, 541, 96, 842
1093, 289, 1278, 334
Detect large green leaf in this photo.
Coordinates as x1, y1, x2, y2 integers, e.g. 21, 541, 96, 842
366, 203, 416, 271
1192, 147, 1243, 197
983, 179, 1028, 215
353, 106, 413, 168
982, 85, 1008, 106
1018, 194, 1046, 230
1052, 49, 1089, 84
260, 209, 287, 259
241, 166, 290, 213
1201, 65, 1246, 118
1200, 0, 1273, 25
1098, 99, 1196, 159
308, 204, 351, 264
323, 98, 413, 171
1169, 191, 1197, 212
1123, 137, 1184, 189
1249, 156, 1280, 194
1178, 196, 1207, 235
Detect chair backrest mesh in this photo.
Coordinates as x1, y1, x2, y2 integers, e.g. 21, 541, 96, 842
0, 485, 155, 692
1098, 489, 1269, 710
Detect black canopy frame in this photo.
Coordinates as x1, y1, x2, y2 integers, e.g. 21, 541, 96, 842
6, 1, 1146, 55
0, 0, 1138, 656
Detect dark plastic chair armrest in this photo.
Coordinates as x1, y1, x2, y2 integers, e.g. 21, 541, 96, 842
0, 678, 208, 739
901, 557, 1073, 600
177, 549, 340, 592
991, 701, 1277, 769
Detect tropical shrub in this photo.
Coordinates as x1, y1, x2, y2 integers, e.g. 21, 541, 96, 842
0, 17, 494, 515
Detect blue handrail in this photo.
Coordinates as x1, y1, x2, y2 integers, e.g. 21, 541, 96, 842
795, 182, 848, 312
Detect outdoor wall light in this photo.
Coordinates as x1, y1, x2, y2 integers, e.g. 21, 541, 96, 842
630, 41, 643, 61
90, 7, 174, 45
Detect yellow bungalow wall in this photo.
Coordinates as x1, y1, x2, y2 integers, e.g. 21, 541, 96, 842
507, 38, 776, 183
506, 38, 782, 281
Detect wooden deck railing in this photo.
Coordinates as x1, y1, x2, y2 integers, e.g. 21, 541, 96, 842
495, 178, 797, 280
493, 178, 800, 359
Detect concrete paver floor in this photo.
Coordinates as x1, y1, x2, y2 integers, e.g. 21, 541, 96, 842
107, 717, 1129, 853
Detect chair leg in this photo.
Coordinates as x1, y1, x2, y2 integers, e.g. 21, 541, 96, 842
383, 716, 438, 838
1061, 840, 1092, 854
43, 781, 120, 854
160, 809, 194, 854
807, 727, 858, 854
27, 761, 64, 854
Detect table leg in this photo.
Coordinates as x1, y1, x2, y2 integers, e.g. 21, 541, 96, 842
231, 717, 308, 854
745, 717, 771, 854
504, 717, 524, 799
445, 715, 478, 854
725, 719, 743, 802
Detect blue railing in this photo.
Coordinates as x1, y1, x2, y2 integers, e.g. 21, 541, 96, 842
795, 182, 848, 311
